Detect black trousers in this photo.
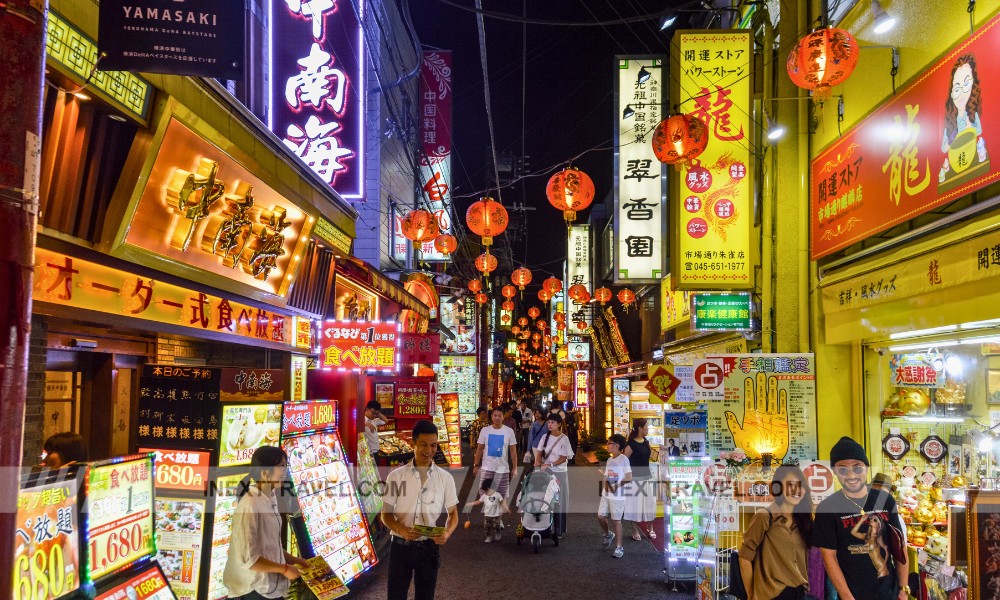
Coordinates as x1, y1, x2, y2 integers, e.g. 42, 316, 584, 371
387, 540, 440, 600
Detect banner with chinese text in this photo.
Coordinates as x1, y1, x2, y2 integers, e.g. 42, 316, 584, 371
614, 55, 666, 283
703, 354, 818, 462
395, 383, 434, 416
810, 14, 1000, 258
271, 0, 365, 198
670, 31, 753, 289
567, 225, 592, 326
400, 333, 441, 365
220, 368, 287, 402
418, 50, 454, 262
319, 321, 401, 371
137, 366, 221, 449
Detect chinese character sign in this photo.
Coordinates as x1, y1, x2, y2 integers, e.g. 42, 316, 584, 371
418, 51, 455, 262
615, 56, 666, 283
86, 457, 156, 579
271, 0, 364, 198
811, 14, 1000, 258
395, 383, 433, 416
567, 225, 592, 326
319, 321, 401, 371
391, 207, 409, 265
890, 354, 945, 388
704, 354, 818, 462
671, 31, 753, 289
399, 333, 441, 365
136, 365, 222, 450
14, 475, 82, 600
574, 369, 590, 408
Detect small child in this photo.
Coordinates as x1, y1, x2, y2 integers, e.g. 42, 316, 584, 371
469, 478, 508, 543
598, 434, 632, 558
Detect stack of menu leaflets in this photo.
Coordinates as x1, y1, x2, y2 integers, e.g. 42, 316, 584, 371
300, 556, 349, 600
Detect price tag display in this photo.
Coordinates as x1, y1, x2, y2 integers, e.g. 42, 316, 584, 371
86, 457, 155, 580
13, 471, 82, 600
140, 449, 210, 493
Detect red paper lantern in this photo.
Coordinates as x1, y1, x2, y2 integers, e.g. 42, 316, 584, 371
546, 167, 595, 223
556, 322, 566, 331
532, 332, 541, 342
512, 325, 521, 335
400, 209, 439, 242
527, 307, 540, 319
787, 27, 859, 97
594, 287, 613, 305
511, 267, 533, 290
466, 197, 509, 246
433, 233, 458, 255
651, 114, 709, 168
618, 288, 636, 306
475, 252, 498, 273
475, 292, 488, 304
502, 300, 514, 311
468, 279, 483, 293
518, 317, 529, 327
537, 289, 552, 303
536, 320, 546, 330
542, 277, 563, 295
575, 320, 587, 331
501, 284, 517, 299
501, 314, 511, 324
532, 341, 541, 350
554, 312, 565, 323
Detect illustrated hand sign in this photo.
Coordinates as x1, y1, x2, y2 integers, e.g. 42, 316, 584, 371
724, 372, 790, 460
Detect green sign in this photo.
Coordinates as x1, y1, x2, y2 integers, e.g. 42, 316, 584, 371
690, 293, 752, 331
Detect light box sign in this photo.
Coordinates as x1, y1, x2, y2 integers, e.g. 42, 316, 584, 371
271, 0, 365, 198
220, 368, 287, 402
615, 56, 666, 283
574, 369, 590, 408
671, 31, 753, 290
319, 320, 401, 371
395, 383, 435, 416
333, 277, 379, 321
281, 400, 338, 435
418, 50, 455, 262
439, 295, 476, 354
811, 14, 1000, 259
86, 456, 156, 580
690, 292, 752, 331
141, 448, 210, 493
34, 248, 299, 349
94, 563, 174, 600
151, 497, 205, 600
120, 118, 313, 298
14, 470, 83, 600
661, 274, 692, 332
219, 404, 283, 467
567, 225, 592, 326
567, 341, 590, 362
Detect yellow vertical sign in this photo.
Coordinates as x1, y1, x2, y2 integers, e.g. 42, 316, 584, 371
660, 274, 692, 332
671, 31, 753, 290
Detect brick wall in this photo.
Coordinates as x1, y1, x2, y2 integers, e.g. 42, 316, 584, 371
23, 315, 49, 465
155, 334, 271, 369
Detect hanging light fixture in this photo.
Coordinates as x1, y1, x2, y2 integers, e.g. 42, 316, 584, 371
546, 167, 596, 223
475, 252, 498, 274
536, 319, 547, 330
528, 307, 541, 319
575, 320, 587, 331
537, 289, 553, 303
518, 316, 529, 327
553, 312, 565, 323
433, 233, 458, 255
618, 288, 636, 312
651, 113, 709, 168
502, 300, 514, 311
468, 279, 483, 293
511, 267, 533, 291
871, 0, 896, 34
466, 197, 509, 247
400, 209, 439, 242
568, 284, 590, 303
501, 284, 517, 299
787, 27, 860, 97
542, 277, 563, 296
475, 292, 489, 304
637, 66, 652, 84
594, 287, 613, 305
512, 325, 522, 336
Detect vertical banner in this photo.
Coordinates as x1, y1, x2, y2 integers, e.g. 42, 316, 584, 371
391, 206, 409, 265
271, 0, 365, 198
417, 50, 454, 262
567, 225, 592, 326
615, 56, 667, 283
671, 31, 753, 289
702, 354, 818, 462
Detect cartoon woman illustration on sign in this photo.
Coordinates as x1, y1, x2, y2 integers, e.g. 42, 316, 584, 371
939, 53, 989, 185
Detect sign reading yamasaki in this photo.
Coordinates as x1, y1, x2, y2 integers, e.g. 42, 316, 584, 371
705, 354, 817, 462
614, 55, 666, 283
99, 0, 244, 79
670, 31, 753, 289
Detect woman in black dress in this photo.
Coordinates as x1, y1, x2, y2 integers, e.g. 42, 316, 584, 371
623, 418, 658, 541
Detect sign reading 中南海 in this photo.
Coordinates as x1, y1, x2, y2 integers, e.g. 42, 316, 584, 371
319, 320, 400, 371
615, 56, 666, 283
811, 14, 1000, 259
417, 50, 455, 262
98, 0, 244, 79
574, 370, 590, 408
690, 293, 752, 331
220, 368, 287, 402
670, 31, 753, 290
271, 0, 365, 199
567, 225, 592, 326
14, 471, 83, 600
86, 456, 156, 580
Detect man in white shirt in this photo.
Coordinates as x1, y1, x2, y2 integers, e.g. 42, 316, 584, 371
364, 400, 386, 457
474, 407, 518, 500
382, 420, 459, 600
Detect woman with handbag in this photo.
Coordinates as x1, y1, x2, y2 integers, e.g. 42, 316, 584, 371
738, 465, 814, 600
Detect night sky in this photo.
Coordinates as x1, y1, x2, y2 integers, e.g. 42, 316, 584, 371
411, 1, 691, 283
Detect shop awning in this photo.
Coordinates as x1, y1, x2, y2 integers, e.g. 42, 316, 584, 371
334, 258, 430, 319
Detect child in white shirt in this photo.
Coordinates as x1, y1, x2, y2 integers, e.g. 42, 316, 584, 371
598, 434, 632, 558
469, 478, 508, 543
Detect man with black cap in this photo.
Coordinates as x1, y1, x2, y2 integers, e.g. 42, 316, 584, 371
814, 437, 909, 600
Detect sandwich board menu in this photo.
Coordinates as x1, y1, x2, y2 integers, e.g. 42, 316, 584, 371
86, 455, 156, 581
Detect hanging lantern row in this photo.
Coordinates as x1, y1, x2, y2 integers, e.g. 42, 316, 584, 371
400, 209, 439, 242
433, 233, 457, 255
466, 197, 509, 247
787, 26, 859, 97
511, 267, 533, 290
536, 319, 546, 331
594, 287, 613, 305
502, 300, 514, 311
537, 289, 552, 303
546, 167, 596, 224
527, 307, 541, 319
542, 277, 562, 295
512, 325, 522, 335
475, 252, 498, 274
651, 113, 708, 168
518, 317, 529, 327
502, 284, 517, 299
468, 279, 482, 293
475, 292, 488, 304
553, 312, 565, 323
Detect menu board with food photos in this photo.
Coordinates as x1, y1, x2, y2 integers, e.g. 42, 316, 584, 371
94, 562, 176, 600
282, 432, 378, 583
439, 295, 476, 355
153, 498, 205, 600
435, 355, 478, 426
354, 436, 384, 523
86, 455, 155, 581
206, 473, 245, 600
219, 404, 283, 467
137, 366, 221, 449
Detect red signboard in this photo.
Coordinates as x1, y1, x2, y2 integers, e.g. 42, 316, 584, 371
646, 365, 681, 401
395, 383, 434, 417
319, 321, 401, 371
141, 448, 210, 493
95, 563, 174, 600
219, 368, 287, 402
281, 400, 339, 436
811, 14, 1000, 258
399, 333, 441, 365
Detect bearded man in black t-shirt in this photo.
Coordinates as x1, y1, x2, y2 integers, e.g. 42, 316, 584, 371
814, 437, 909, 600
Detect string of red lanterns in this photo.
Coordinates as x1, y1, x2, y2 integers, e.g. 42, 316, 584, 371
651, 113, 709, 168
466, 197, 509, 247
546, 167, 595, 224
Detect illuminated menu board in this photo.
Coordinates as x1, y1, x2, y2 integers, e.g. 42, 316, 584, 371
435, 355, 478, 426
86, 456, 155, 581
206, 473, 244, 600
13, 469, 82, 600
219, 404, 282, 467
153, 498, 205, 600
94, 563, 175, 600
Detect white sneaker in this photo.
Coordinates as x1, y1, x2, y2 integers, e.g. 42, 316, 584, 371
485, 536, 493, 543
612, 546, 624, 558
493, 532, 502, 542
601, 533, 615, 550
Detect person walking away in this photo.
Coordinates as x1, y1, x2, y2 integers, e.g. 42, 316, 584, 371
518, 398, 533, 453
814, 437, 908, 600
474, 407, 518, 499
41, 432, 88, 469
598, 434, 632, 558
523, 408, 547, 473
468, 478, 509, 542
381, 420, 459, 600
364, 400, 386, 458
624, 418, 658, 541
549, 400, 566, 421
738, 465, 814, 600
564, 401, 579, 457
224, 446, 309, 599
533, 413, 574, 535
503, 403, 519, 432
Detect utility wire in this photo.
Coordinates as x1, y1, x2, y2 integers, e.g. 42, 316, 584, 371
432, 0, 701, 27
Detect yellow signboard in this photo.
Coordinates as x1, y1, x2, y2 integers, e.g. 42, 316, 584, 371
34, 248, 299, 348
660, 275, 692, 332
671, 30, 753, 289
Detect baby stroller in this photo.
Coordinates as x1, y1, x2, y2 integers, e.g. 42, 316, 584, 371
515, 469, 560, 553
